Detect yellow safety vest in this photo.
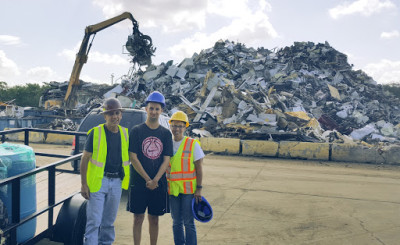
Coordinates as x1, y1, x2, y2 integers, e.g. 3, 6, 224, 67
167, 137, 199, 196
86, 124, 130, 192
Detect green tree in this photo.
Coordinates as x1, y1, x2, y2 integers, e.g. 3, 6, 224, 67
0, 81, 7, 90
383, 83, 400, 99
0, 81, 10, 102
0, 82, 51, 107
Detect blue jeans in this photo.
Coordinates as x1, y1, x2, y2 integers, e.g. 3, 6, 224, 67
170, 194, 197, 245
84, 177, 122, 245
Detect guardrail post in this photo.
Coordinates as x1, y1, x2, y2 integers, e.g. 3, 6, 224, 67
24, 129, 29, 146
10, 178, 21, 244
73, 135, 80, 171
48, 166, 56, 230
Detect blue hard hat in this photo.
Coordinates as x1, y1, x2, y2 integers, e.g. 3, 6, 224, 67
145, 91, 165, 108
192, 196, 213, 223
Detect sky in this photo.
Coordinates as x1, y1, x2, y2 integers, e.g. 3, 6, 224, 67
0, 0, 399, 87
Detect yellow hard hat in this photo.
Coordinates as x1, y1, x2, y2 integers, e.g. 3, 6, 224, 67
169, 111, 189, 127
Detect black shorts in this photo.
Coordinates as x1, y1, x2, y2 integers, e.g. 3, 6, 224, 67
126, 184, 169, 216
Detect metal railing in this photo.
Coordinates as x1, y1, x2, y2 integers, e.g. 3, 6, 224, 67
0, 128, 87, 244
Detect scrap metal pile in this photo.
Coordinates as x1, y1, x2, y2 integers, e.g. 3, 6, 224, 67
43, 40, 400, 144
114, 40, 400, 144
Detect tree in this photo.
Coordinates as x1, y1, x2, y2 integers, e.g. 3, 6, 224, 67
0, 82, 51, 107
383, 83, 400, 99
0, 81, 7, 90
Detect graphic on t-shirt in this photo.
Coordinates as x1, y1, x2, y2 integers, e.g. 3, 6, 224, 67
142, 136, 163, 160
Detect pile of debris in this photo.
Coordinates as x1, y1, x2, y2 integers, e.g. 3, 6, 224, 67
40, 81, 112, 114
41, 40, 400, 144
117, 40, 400, 144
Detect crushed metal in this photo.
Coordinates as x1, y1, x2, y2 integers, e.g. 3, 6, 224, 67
2, 40, 400, 146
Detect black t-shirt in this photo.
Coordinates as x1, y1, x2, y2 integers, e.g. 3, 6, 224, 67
129, 123, 173, 187
84, 125, 122, 174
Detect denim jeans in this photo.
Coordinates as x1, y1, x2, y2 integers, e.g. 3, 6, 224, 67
84, 177, 122, 245
170, 194, 197, 245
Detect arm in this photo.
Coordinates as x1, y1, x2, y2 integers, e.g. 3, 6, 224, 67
194, 158, 204, 203
154, 155, 171, 183
80, 150, 92, 200
147, 155, 170, 190
129, 152, 152, 183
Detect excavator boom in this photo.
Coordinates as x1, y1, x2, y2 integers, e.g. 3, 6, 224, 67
63, 12, 154, 110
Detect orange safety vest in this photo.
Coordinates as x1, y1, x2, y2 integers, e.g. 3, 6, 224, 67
167, 137, 199, 196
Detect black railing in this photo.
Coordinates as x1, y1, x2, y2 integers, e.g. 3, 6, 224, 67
0, 128, 87, 244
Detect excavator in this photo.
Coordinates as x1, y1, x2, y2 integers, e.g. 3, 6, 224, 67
63, 12, 155, 110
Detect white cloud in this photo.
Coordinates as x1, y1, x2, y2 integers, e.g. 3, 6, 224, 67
58, 48, 76, 61
207, 0, 272, 18
208, 0, 252, 18
363, 59, 400, 84
80, 74, 106, 84
93, 0, 274, 34
92, 0, 208, 32
89, 51, 129, 65
92, 0, 124, 16
380, 30, 400, 39
26, 66, 57, 82
58, 44, 129, 65
168, 0, 277, 62
329, 0, 396, 19
0, 35, 22, 46
0, 50, 20, 80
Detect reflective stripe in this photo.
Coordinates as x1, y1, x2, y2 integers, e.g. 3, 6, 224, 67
167, 171, 196, 180
90, 158, 104, 168
184, 181, 192, 194
181, 138, 194, 172
122, 127, 128, 143
96, 125, 102, 159
91, 125, 104, 167
187, 139, 194, 173
181, 138, 189, 172
122, 129, 130, 166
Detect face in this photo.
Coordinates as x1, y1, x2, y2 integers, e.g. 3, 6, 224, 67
145, 102, 163, 122
170, 121, 186, 140
103, 110, 122, 127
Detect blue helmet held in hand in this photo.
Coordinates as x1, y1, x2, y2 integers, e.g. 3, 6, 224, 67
192, 196, 213, 223
145, 91, 165, 108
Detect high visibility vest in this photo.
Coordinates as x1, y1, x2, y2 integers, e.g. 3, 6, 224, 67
167, 137, 199, 196
86, 124, 130, 192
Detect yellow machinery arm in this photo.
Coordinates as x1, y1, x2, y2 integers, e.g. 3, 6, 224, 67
63, 12, 154, 109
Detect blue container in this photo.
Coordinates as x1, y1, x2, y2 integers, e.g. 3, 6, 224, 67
0, 143, 37, 243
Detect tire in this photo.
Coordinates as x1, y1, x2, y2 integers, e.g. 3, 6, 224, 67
52, 194, 87, 245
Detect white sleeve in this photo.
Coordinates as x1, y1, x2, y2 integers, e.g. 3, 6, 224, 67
193, 141, 205, 162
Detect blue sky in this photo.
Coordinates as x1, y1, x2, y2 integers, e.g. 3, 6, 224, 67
0, 0, 399, 87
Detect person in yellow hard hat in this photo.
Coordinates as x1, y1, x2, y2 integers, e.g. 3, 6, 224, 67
167, 111, 205, 245
80, 98, 130, 245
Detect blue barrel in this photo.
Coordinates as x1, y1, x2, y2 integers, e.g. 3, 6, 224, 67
0, 143, 37, 243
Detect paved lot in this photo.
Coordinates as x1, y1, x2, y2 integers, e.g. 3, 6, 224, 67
27, 143, 400, 245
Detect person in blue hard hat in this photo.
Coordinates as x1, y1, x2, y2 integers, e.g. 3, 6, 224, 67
167, 111, 205, 245
126, 91, 173, 245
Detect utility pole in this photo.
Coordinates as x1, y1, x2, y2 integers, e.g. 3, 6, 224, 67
111, 73, 114, 85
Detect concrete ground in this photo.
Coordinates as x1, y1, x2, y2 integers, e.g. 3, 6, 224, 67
28, 144, 400, 245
